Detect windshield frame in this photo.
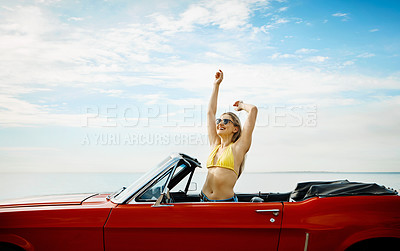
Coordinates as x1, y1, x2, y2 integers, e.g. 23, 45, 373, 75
111, 153, 181, 204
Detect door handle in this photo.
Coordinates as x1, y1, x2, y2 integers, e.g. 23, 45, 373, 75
255, 209, 280, 216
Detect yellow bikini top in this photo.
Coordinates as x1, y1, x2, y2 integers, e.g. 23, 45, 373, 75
206, 143, 238, 176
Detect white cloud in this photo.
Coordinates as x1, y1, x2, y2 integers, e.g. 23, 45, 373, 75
0, 94, 85, 127
250, 96, 400, 172
1, 32, 399, 130
150, 0, 270, 32
332, 12, 348, 17
180, 5, 210, 28
203, 0, 252, 30
357, 52, 375, 58
146, 63, 400, 108
68, 17, 84, 21
295, 48, 318, 54
306, 56, 329, 63
0, 5, 172, 89
93, 88, 124, 97
34, 0, 61, 4
342, 60, 355, 66
0, 147, 60, 152
278, 6, 288, 12
270, 53, 298, 59
270, 51, 327, 63
275, 18, 289, 24
263, 17, 290, 30
205, 51, 223, 58
1, 5, 14, 11
369, 28, 379, 32
332, 12, 350, 21
129, 93, 168, 105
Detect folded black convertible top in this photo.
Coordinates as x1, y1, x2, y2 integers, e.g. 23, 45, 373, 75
290, 180, 397, 201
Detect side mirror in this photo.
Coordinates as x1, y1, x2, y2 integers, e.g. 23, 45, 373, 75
188, 182, 197, 192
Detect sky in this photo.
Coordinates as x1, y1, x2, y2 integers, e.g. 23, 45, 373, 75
0, 0, 399, 173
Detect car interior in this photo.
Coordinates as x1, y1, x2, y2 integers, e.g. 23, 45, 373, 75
170, 191, 292, 203
135, 160, 293, 203
133, 155, 397, 204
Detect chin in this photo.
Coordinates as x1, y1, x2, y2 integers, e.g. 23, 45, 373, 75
217, 129, 229, 136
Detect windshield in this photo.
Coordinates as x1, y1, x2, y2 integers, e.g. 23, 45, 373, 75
134, 161, 190, 202
112, 155, 179, 203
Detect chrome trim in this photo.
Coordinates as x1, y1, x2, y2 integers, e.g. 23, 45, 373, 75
162, 160, 179, 194
304, 232, 309, 251
255, 209, 280, 216
152, 160, 180, 207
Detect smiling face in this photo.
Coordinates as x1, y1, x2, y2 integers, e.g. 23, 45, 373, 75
216, 114, 238, 137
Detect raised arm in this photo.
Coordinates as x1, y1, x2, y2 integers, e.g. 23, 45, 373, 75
207, 70, 223, 146
233, 101, 258, 154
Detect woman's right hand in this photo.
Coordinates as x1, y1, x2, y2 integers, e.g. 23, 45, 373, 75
208, 69, 223, 146
214, 69, 223, 85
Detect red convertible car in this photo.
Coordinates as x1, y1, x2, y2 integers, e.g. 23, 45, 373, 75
1, 153, 399, 251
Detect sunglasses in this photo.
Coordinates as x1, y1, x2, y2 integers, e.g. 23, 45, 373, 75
216, 118, 234, 125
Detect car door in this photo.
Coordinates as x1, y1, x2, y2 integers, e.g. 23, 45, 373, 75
104, 201, 283, 251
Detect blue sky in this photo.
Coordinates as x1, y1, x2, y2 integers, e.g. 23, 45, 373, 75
0, 0, 399, 172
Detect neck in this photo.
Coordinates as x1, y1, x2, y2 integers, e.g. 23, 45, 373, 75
219, 135, 233, 147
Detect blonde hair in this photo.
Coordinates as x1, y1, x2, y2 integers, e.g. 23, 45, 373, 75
222, 112, 242, 143
222, 112, 245, 177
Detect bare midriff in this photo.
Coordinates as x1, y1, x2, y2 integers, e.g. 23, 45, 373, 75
202, 167, 237, 200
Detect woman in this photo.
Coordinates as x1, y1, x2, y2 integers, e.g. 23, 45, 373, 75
201, 69, 258, 202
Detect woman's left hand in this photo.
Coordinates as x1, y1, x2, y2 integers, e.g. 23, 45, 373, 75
233, 100, 244, 111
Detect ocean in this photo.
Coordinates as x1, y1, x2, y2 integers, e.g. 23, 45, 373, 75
0, 171, 399, 201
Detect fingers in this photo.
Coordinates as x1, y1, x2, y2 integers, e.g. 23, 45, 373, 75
214, 69, 223, 85
215, 69, 223, 79
233, 100, 243, 106
233, 100, 244, 111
